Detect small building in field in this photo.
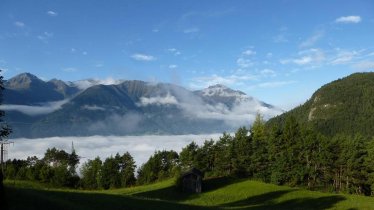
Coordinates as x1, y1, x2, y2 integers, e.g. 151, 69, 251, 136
181, 168, 203, 193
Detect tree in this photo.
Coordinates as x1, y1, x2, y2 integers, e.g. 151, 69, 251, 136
250, 114, 269, 180
117, 152, 136, 187
179, 142, 199, 170
0, 69, 11, 190
137, 150, 179, 185
100, 155, 121, 189
213, 133, 233, 176
231, 127, 251, 177
81, 157, 102, 189
196, 139, 215, 175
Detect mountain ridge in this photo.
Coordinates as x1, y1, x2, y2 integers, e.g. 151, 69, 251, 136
2, 72, 282, 138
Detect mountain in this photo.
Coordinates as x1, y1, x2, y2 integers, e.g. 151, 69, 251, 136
195, 84, 274, 109
2, 73, 282, 138
267, 72, 374, 137
4, 73, 79, 105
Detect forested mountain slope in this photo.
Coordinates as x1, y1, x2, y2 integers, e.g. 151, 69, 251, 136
267, 72, 374, 137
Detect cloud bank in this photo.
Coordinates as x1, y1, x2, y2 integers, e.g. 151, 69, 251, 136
0, 99, 69, 116
8, 134, 223, 169
138, 93, 178, 106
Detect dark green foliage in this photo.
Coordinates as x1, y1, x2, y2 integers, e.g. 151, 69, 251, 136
4, 148, 80, 188
4, 148, 137, 190
169, 111, 374, 196
231, 127, 252, 177
212, 133, 234, 176
117, 152, 136, 187
179, 142, 199, 170
268, 72, 374, 137
99, 152, 136, 189
137, 150, 179, 185
100, 156, 121, 189
80, 157, 102, 189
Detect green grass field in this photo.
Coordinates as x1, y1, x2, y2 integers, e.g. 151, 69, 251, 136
3, 177, 374, 210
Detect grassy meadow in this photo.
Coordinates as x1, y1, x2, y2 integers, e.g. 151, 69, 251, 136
3, 177, 374, 210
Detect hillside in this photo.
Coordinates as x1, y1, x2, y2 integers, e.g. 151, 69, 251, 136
267, 72, 374, 137
4, 178, 374, 210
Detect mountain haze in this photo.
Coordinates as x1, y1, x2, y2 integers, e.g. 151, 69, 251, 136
2, 73, 282, 138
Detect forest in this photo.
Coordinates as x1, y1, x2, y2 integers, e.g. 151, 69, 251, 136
3, 114, 374, 196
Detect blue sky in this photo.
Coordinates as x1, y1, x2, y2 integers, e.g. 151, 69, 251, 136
1, 0, 374, 109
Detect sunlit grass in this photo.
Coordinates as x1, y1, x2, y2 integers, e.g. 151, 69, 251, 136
4, 178, 374, 209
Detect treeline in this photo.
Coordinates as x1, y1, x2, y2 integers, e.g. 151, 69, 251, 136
173, 115, 374, 195
5, 148, 80, 187
4, 148, 136, 189
4, 114, 374, 195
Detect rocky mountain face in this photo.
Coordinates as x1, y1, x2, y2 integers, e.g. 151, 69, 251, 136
4, 73, 80, 105
2, 73, 282, 138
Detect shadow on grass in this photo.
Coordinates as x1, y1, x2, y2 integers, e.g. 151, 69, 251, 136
132, 176, 239, 201
4, 186, 210, 210
4, 178, 348, 210
221, 189, 346, 210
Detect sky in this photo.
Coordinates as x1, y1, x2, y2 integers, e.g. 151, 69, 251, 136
1, 0, 374, 110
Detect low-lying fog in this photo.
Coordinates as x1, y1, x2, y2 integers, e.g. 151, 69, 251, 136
7, 134, 223, 170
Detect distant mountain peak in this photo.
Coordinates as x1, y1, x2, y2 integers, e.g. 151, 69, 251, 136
12, 72, 40, 81
6, 72, 43, 90
200, 84, 247, 97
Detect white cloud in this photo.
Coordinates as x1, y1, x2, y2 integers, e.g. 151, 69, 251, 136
183, 27, 199, 33
138, 93, 178, 106
169, 64, 178, 69
131, 53, 156, 61
72, 78, 124, 90
281, 49, 325, 66
242, 50, 256, 56
14, 21, 25, 28
299, 31, 324, 48
0, 99, 69, 116
293, 56, 313, 65
236, 58, 253, 68
82, 105, 106, 111
178, 93, 283, 127
335, 15, 361, 23
47, 11, 58, 17
330, 50, 359, 65
7, 134, 223, 170
352, 60, 374, 71
190, 74, 258, 89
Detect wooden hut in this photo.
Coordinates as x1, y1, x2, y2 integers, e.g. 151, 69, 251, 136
181, 168, 203, 193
